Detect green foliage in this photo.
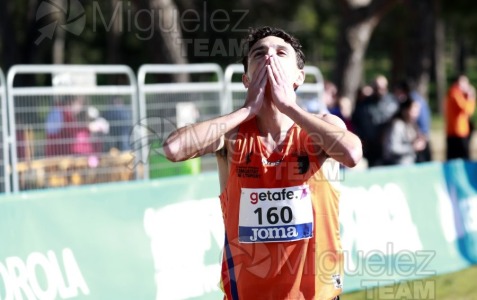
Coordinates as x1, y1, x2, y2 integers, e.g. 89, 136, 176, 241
294, 2, 318, 31
367, 3, 408, 60
441, 0, 477, 48
0, 0, 476, 95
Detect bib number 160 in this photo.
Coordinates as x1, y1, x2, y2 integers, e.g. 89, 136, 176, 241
253, 207, 293, 225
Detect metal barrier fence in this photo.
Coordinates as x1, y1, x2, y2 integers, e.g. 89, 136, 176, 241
0, 70, 9, 193
7, 65, 140, 192
223, 64, 246, 114
299, 65, 326, 113
137, 64, 225, 178
224, 64, 326, 113
2, 63, 325, 193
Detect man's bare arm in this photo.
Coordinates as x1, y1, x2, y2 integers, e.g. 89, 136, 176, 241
164, 56, 269, 162
163, 108, 251, 162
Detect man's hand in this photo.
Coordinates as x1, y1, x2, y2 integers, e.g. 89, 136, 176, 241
267, 55, 297, 111
242, 57, 268, 118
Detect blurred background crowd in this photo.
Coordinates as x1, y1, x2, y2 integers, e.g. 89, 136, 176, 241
319, 74, 475, 168
1, 0, 476, 169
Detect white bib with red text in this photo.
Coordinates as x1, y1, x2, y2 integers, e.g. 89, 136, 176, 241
238, 185, 314, 243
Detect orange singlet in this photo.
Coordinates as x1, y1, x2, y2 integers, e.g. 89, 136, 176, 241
219, 118, 343, 300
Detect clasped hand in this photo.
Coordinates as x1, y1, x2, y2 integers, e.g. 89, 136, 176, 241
243, 55, 297, 117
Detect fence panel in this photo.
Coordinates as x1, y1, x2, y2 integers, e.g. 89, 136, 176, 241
0, 69, 9, 193
137, 64, 225, 179
7, 65, 140, 192
224, 64, 326, 113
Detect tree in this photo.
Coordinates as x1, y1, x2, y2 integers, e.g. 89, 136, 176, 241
0, 0, 43, 72
52, 0, 66, 64
106, 0, 122, 65
441, 0, 477, 76
146, 0, 189, 82
333, 0, 399, 106
434, 1, 446, 112
0, 1, 20, 71
381, 0, 435, 100
404, 0, 435, 100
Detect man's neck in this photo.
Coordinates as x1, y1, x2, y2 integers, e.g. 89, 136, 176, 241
256, 96, 294, 143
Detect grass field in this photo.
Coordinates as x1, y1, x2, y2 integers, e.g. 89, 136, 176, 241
343, 265, 477, 300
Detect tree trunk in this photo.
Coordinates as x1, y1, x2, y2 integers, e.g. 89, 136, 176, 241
455, 37, 467, 75
334, 18, 378, 104
404, 0, 435, 99
434, 6, 446, 114
26, 0, 43, 65
1, 1, 20, 71
390, 25, 405, 87
333, 0, 399, 106
52, 0, 66, 65
107, 0, 122, 65
149, 0, 189, 82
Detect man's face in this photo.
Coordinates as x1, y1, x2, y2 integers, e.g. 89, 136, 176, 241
245, 35, 302, 88
374, 76, 388, 96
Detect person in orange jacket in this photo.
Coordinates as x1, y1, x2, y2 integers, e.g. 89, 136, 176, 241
445, 74, 476, 160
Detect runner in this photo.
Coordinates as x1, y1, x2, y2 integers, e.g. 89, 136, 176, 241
164, 26, 362, 300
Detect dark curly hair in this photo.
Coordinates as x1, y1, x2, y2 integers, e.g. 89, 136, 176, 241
241, 26, 305, 73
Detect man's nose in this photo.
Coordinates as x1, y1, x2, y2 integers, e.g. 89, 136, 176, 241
267, 48, 277, 56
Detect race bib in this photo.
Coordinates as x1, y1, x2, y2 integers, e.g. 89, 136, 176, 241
238, 185, 314, 243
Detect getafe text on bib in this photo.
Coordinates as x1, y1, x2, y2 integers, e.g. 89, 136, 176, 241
238, 185, 314, 243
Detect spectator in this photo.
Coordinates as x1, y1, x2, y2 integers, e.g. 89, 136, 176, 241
356, 84, 374, 104
338, 96, 354, 132
103, 97, 132, 151
323, 81, 339, 114
394, 80, 432, 162
322, 81, 354, 131
45, 96, 85, 156
445, 74, 476, 160
382, 97, 426, 165
297, 92, 328, 114
352, 75, 399, 167
87, 106, 110, 153
71, 109, 94, 155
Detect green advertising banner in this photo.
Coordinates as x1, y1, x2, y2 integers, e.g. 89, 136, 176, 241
0, 174, 224, 300
339, 162, 472, 293
443, 160, 477, 264
0, 161, 476, 299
